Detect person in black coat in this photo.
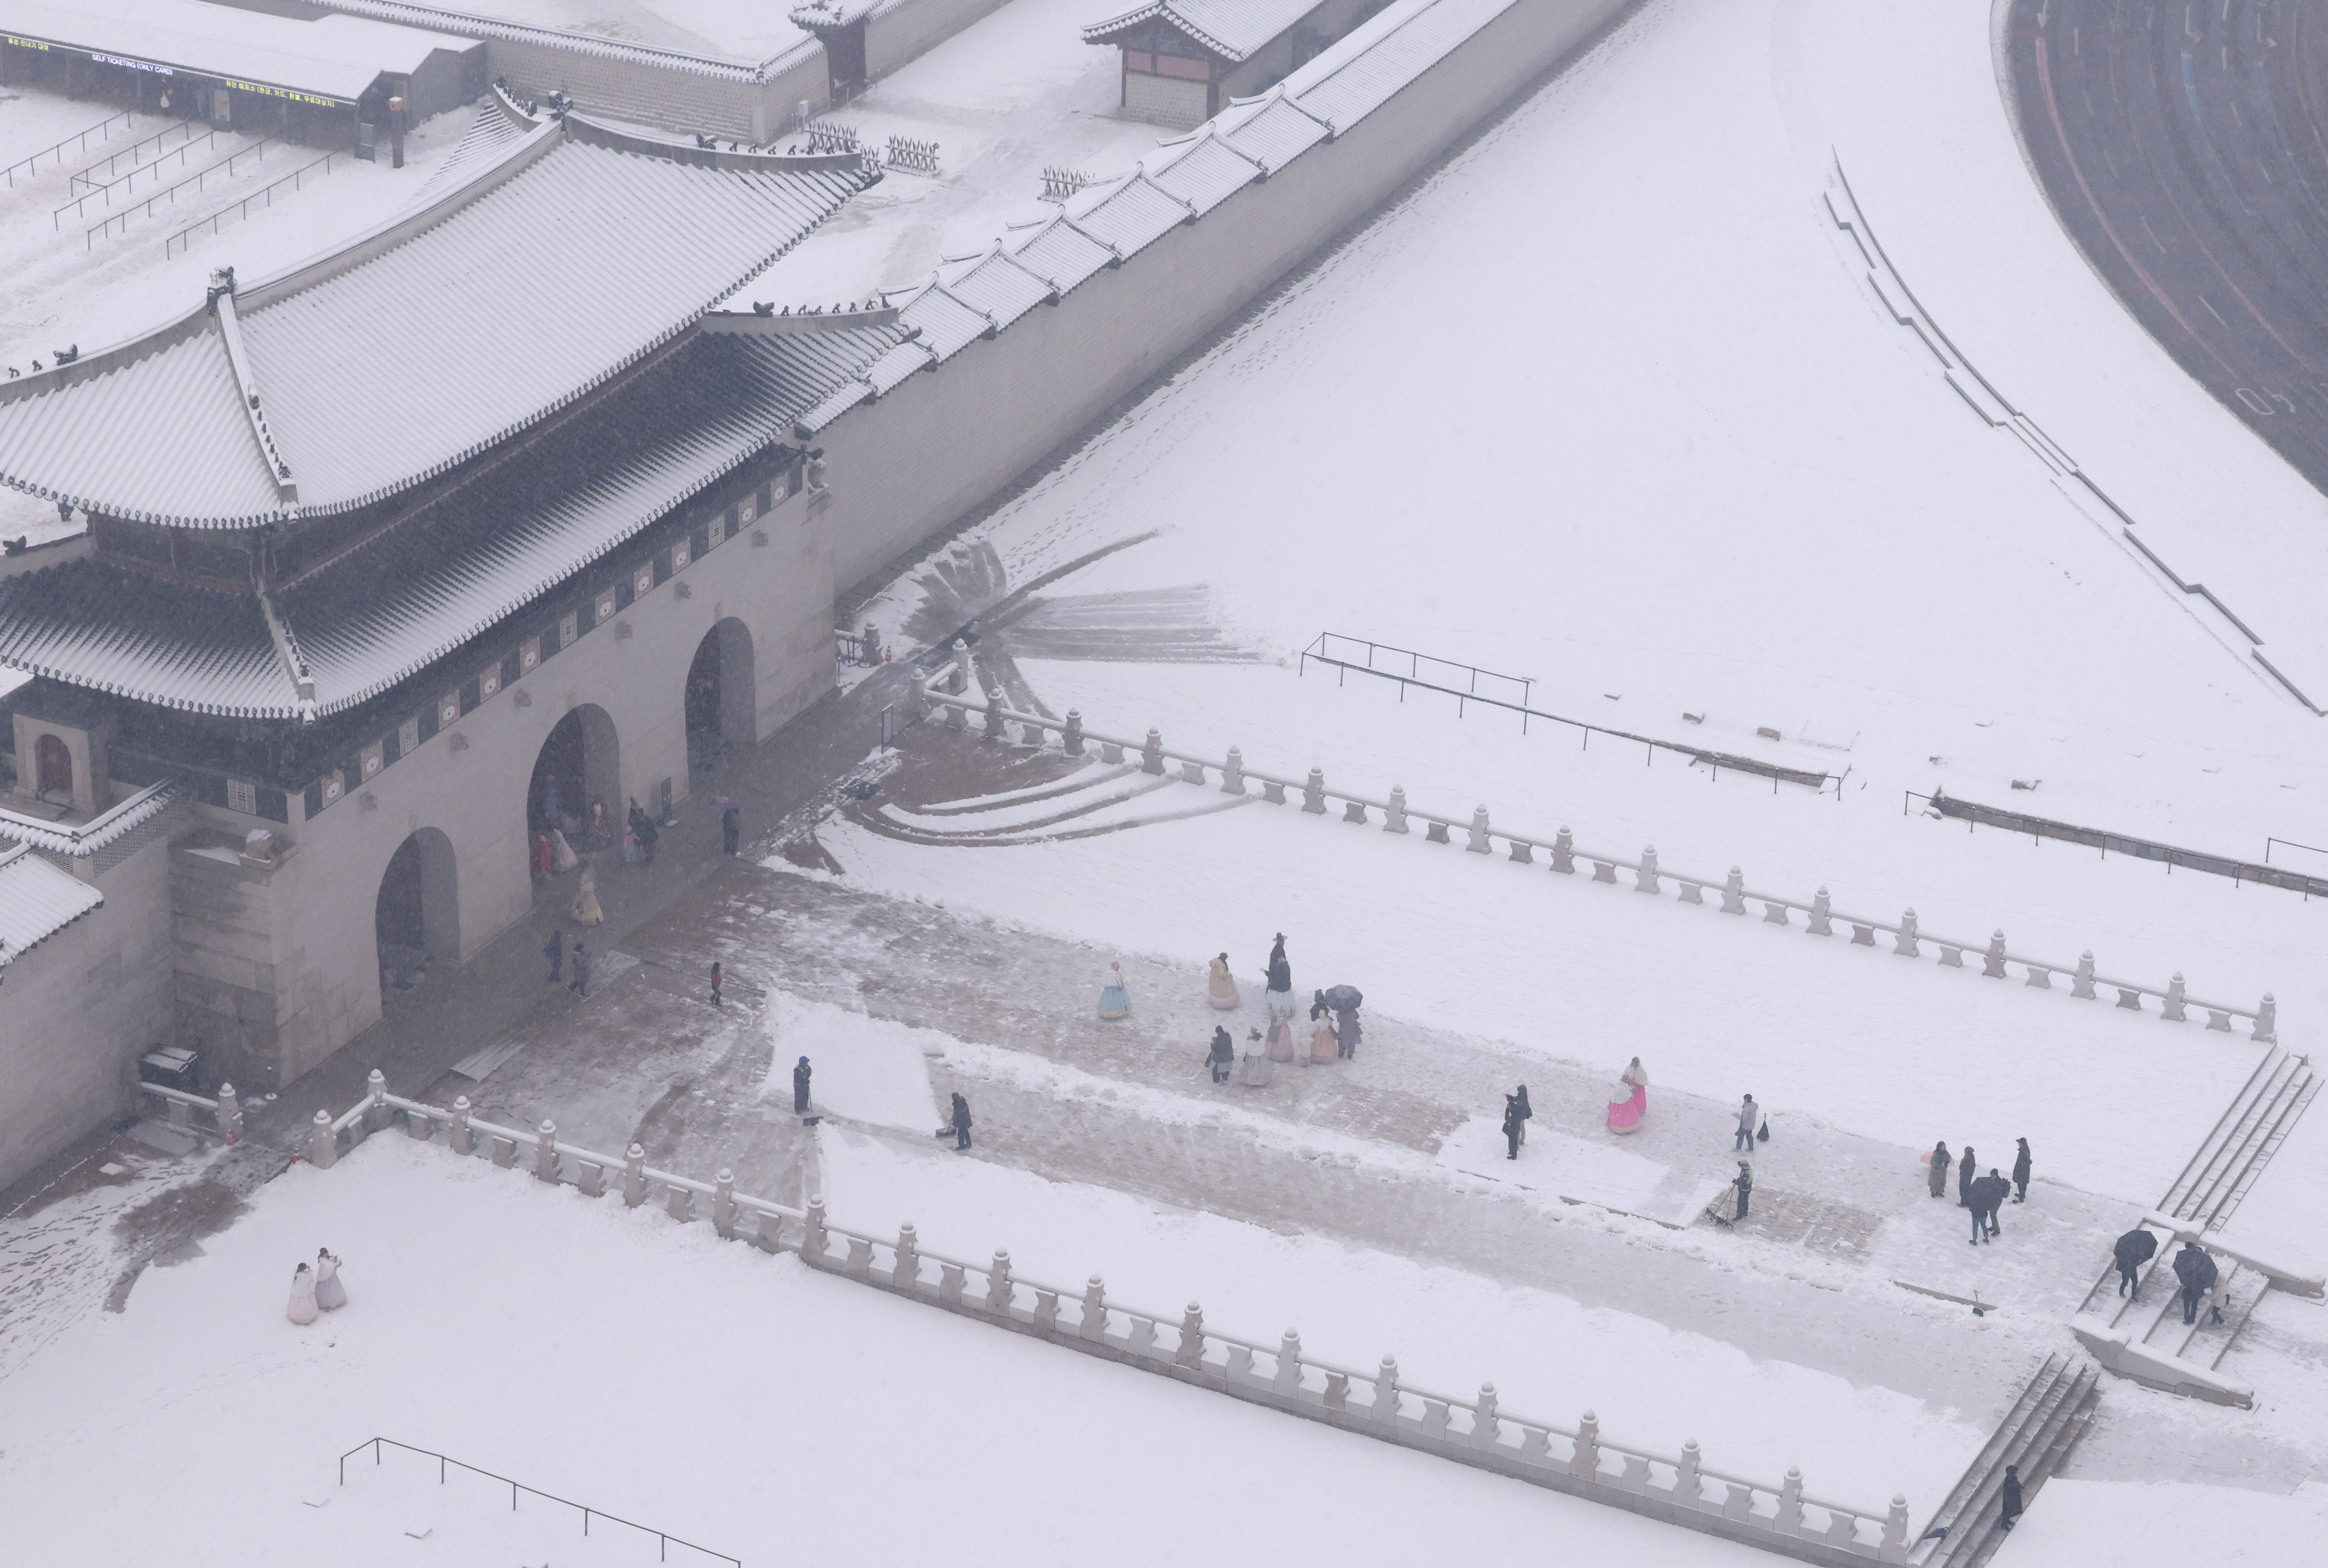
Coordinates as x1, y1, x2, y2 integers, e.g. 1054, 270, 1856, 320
1502, 1099, 1523, 1160
2172, 1242, 2218, 1325
2112, 1227, 2157, 1295
1206, 1026, 1235, 1084
1958, 1145, 1977, 1208
793, 1055, 812, 1114
1509, 1084, 1532, 1146
1968, 1171, 2010, 1243
1998, 1464, 2022, 1532
543, 925, 564, 983
2012, 1138, 2032, 1204
721, 803, 742, 856
950, 1091, 973, 1150
1732, 1161, 1753, 1222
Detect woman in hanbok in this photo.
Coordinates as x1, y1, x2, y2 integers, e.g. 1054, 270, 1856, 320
1240, 1027, 1274, 1086
313, 1247, 347, 1311
1206, 954, 1240, 1010
588, 798, 613, 851
548, 827, 580, 873
1099, 961, 1130, 1020
1607, 1057, 1648, 1134
1262, 933, 1292, 1016
287, 1262, 318, 1326
1308, 1013, 1338, 1066
568, 861, 604, 926
531, 831, 554, 879
1266, 1012, 1297, 1062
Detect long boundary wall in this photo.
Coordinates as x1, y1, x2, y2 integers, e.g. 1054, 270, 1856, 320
812, 0, 1638, 592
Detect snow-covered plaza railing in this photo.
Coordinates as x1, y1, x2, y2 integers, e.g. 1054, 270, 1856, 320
134, 1080, 244, 1142
308, 1071, 1909, 1567
910, 675, 2277, 1040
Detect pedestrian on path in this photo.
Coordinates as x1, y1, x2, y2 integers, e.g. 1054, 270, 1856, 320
1607, 1058, 1648, 1134
1509, 1084, 1532, 1145
2112, 1227, 2157, 1296
709, 960, 724, 1008
1308, 1011, 1337, 1066
793, 1056, 812, 1114
1334, 1006, 1361, 1060
1240, 1027, 1273, 1086
1099, 961, 1130, 1020
722, 802, 742, 857
950, 1092, 972, 1151
543, 926, 564, 983
1207, 953, 1240, 1010
1206, 1026, 1235, 1084
1262, 934, 1292, 1013
1503, 1097, 1523, 1160
2173, 1242, 2219, 1326
2012, 1139, 2032, 1203
1998, 1465, 2022, 1533
1958, 1146, 1978, 1208
314, 1247, 347, 1311
1733, 1160, 1753, 1223
1978, 1171, 2010, 1236
1734, 1095, 1759, 1151
1926, 1141, 1951, 1198
569, 940, 592, 998
287, 1262, 318, 1326
628, 799, 660, 867
568, 861, 603, 925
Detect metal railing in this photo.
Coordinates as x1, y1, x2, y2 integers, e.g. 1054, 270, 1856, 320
911, 674, 2276, 1036
67, 117, 209, 192
339, 1437, 739, 1565
164, 152, 338, 258
1300, 632, 1837, 793
2, 109, 137, 188
52, 126, 226, 225
1914, 790, 2328, 900
84, 137, 282, 248
306, 1072, 1909, 1566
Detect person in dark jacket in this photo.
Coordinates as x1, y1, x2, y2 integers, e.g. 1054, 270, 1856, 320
721, 803, 742, 856
2172, 1242, 2219, 1325
1969, 1171, 2010, 1243
1958, 1145, 1977, 1207
709, 960, 724, 1008
1502, 1098, 1523, 1160
543, 926, 564, 983
2012, 1138, 2032, 1203
569, 940, 592, 997
1998, 1464, 2022, 1532
1206, 1026, 1235, 1084
628, 800, 660, 866
1509, 1085, 1533, 1146
792, 1055, 812, 1114
1733, 1161, 1753, 1222
1264, 935, 1292, 997
1927, 1141, 1951, 1198
950, 1092, 972, 1150
2113, 1227, 2157, 1295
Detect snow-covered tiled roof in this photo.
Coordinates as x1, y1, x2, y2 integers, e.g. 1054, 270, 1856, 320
4, 0, 472, 103
1081, 0, 1322, 63
312, 0, 819, 79
0, 327, 899, 719
0, 843, 103, 971
0, 96, 872, 529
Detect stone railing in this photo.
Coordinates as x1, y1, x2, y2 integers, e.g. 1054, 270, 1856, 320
912, 677, 2277, 1041
307, 1071, 1908, 1566
134, 1080, 244, 1142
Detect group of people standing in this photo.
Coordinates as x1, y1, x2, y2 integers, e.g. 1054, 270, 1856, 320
2111, 1227, 2230, 1326
1194, 935, 1363, 1087
1926, 1137, 2033, 1245
286, 1248, 348, 1324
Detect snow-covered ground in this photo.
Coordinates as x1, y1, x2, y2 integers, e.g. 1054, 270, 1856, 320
427, 0, 812, 60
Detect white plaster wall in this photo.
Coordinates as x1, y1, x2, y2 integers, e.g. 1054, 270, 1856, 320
864, 0, 1016, 81
818, 0, 1632, 593
483, 40, 829, 142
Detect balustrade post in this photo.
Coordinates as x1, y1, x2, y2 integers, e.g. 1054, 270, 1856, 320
622, 1143, 646, 1207
534, 1121, 558, 1183
1466, 805, 1491, 852
1372, 1355, 1398, 1423
1273, 1330, 1302, 1394
665, 1180, 692, 1223
1384, 786, 1409, 834
804, 1195, 828, 1262
1778, 1467, 1805, 1532
1141, 729, 1165, 775
1674, 1440, 1703, 1507
1472, 1383, 1500, 1451
1982, 930, 2008, 978
714, 1171, 737, 1239
950, 640, 971, 694
450, 1095, 473, 1156
754, 1206, 785, 1254
1894, 909, 1920, 958
1081, 1275, 1107, 1340
982, 692, 1004, 741
306, 1109, 338, 1169
364, 1070, 389, 1134
2073, 951, 2098, 999
1302, 768, 1327, 813
217, 1082, 243, 1143
1062, 709, 1084, 756
1636, 845, 1660, 894
1221, 747, 1245, 794
1880, 1495, 1910, 1562
1571, 1411, 1601, 1480
1720, 867, 1746, 915
578, 1159, 604, 1198
1808, 887, 1833, 936
166, 1095, 191, 1129
944, 696, 965, 731
2255, 993, 2278, 1044
984, 1249, 1011, 1312
1551, 827, 1575, 874
893, 1223, 919, 1288
2163, 972, 2188, 1022
1176, 1302, 1205, 1368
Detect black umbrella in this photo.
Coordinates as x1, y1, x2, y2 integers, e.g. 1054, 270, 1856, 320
1321, 985, 1363, 1012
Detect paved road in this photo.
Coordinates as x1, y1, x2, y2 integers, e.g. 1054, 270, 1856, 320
2006, 0, 2328, 489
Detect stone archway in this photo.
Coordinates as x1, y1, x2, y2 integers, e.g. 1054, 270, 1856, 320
375, 826, 459, 1002
527, 703, 621, 864
34, 732, 72, 799
683, 618, 755, 780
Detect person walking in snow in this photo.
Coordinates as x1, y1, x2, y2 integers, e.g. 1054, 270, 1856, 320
1099, 961, 1130, 1020
543, 925, 564, 984
1207, 953, 1240, 1010
627, 800, 660, 867
569, 939, 592, 998
1997, 1464, 2022, 1533
1927, 1141, 1952, 1198
709, 960, 724, 1008
792, 1055, 812, 1114
314, 1247, 347, 1311
1979, 1170, 2010, 1236
2173, 1241, 2219, 1326
1607, 1058, 1648, 1134
2012, 1138, 2032, 1204
1732, 1160, 1753, 1223
1206, 1026, 1235, 1084
287, 1262, 318, 1326
722, 802, 742, 857
1502, 1097, 1524, 1160
1734, 1095, 1759, 1151
1263, 934, 1292, 1014
1508, 1084, 1532, 1146
1958, 1145, 1978, 1208
1334, 1007, 1361, 1060
950, 1092, 973, 1151
2112, 1227, 2157, 1296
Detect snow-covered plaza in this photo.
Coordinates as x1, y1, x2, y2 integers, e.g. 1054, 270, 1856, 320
5, 0, 2328, 1562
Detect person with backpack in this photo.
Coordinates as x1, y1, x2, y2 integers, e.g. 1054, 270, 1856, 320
1205, 1026, 1235, 1084
1502, 1096, 1524, 1160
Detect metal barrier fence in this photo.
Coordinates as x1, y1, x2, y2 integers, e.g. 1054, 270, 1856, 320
3, 109, 137, 187
1913, 790, 2328, 901
54, 127, 233, 226
85, 137, 283, 248
163, 152, 339, 259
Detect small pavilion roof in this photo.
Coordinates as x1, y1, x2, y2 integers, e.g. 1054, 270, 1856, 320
1080, 0, 1322, 62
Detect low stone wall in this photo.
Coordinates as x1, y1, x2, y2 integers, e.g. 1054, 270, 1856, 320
864, 0, 1012, 80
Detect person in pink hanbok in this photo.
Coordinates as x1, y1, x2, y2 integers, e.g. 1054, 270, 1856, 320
1606, 1057, 1648, 1134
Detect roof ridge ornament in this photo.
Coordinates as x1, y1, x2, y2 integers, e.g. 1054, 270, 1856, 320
208, 271, 301, 509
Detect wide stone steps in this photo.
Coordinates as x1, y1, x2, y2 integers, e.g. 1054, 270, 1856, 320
1912, 1352, 2096, 1568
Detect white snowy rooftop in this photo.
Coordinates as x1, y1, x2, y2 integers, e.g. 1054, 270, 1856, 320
1, 0, 474, 102
1080, 0, 1318, 60
0, 841, 102, 969
0, 94, 870, 527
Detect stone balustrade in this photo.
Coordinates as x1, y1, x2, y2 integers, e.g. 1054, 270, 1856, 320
915, 680, 2277, 1040
133, 1079, 244, 1143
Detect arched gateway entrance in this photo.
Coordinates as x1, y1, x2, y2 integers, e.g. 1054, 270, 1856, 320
684, 618, 755, 779
375, 827, 459, 1000
526, 704, 621, 870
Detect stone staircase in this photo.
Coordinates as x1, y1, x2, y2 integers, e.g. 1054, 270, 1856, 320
1911, 1352, 2098, 1568
847, 757, 1251, 846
